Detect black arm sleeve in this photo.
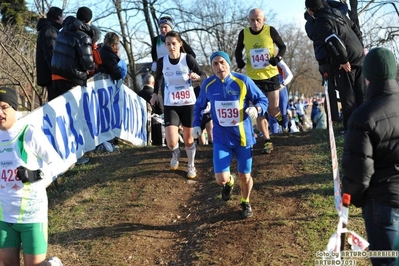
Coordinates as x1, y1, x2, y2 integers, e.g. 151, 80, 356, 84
153, 57, 164, 94
42, 27, 58, 68
186, 54, 207, 82
270, 26, 286, 57
153, 94, 164, 115
234, 30, 245, 65
78, 35, 95, 71
325, 34, 348, 65
151, 36, 158, 62
182, 39, 196, 58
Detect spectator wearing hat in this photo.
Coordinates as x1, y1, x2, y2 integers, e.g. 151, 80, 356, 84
76, 6, 93, 24
310, 100, 321, 126
150, 15, 196, 72
234, 8, 287, 155
50, 7, 94, 100
36, 6, 63, 102
0, 87, 68, 266
304, 0, 348, 123
305, 0, 365, 132
310, 101, 326, 129
341, 47, 399, 266
193, 51, 268, 219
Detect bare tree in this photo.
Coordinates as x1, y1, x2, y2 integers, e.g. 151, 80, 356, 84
278, 23, 321, 98
343, 0, 399, 50
358, 0, 399, 51
0, 23, 43, 110
174, 0, 271, 68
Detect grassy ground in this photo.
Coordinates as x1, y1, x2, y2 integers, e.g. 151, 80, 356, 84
43, 127, 372, 266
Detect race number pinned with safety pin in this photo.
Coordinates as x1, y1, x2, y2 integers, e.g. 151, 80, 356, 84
167, 85, 195, 106
250, 48, 270, 69
215, 100, 240, 127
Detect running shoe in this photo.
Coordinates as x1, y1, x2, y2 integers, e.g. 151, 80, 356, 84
275, 112, 284, 126
221, 174, 236, 201
241, 202, 253, 219
170, 148, 180, 170
47, 256, 63, 266
102, 141, 114, 152
187, 165, 197, 179
261, 141, 273, 154
76, 157, 90, 165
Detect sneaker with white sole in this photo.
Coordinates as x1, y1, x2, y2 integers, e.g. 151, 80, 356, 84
187, 165, 196, 178
170, 148, 180, 170
47, 256, 63, 266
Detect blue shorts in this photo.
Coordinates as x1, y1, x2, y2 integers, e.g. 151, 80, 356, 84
213, 143, 253, 174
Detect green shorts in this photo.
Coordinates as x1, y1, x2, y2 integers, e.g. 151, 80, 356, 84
0, 221, 48, 255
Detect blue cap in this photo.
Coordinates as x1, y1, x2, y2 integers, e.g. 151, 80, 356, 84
210, 51, 231, 65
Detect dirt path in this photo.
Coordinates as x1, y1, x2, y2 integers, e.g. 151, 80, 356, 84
46, 131, 369, 265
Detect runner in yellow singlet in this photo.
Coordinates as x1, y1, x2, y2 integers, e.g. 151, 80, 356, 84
235, 8, 287, 154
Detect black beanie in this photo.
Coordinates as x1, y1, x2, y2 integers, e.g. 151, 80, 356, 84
305, 0, 324, 9
0, 87, 18, 110
77, 7, 92, 23
363, 47, 397, 82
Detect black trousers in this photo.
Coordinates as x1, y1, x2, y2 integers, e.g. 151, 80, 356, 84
324, 71, 340, 122
335, 66, 365, 130
151, 118, 163, 146
51, 80, 80, 101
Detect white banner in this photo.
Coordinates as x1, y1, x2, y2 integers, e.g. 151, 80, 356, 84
19, 77, 147, 170
323, 82, 369, 255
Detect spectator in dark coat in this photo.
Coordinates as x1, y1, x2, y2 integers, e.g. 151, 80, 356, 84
305, 0, 365, 131
96, 32, 123, 87
36, 7, 63, 102
342, 47, 399, 266
138, 74, 164, 146
50, 7, 94, 100
304, 0, 347, 122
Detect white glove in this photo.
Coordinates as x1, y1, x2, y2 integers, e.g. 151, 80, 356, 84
192, 126, 202, 139
116, 79, 123, 89
245, 106, 258, 120
151, 62, 157, 72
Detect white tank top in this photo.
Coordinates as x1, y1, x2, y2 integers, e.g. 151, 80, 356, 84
155, 36, 168, 59
163, 53, 196, 106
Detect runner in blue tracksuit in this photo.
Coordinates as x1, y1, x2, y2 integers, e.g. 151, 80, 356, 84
193, 51, 268, 219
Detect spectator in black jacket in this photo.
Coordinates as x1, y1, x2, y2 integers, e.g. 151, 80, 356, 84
50, 7, 94, 100
342, 47, 399, 266
36, 6, 63, 102
304, 0, 347, 123
138, 74, 164, 146
96, 32, 123, 88
305, 0, 365, 132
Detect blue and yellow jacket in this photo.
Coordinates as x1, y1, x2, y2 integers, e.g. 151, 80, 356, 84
194, 72, 268, 147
